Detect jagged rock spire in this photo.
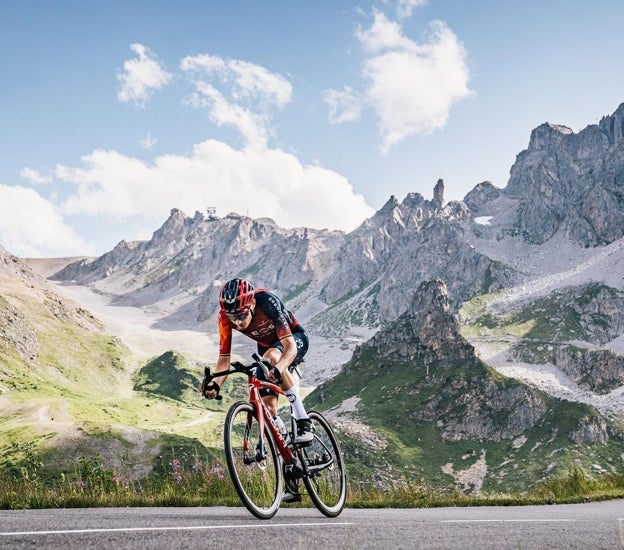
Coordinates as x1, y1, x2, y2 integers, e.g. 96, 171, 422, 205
356, 278, 478, 369
433, 178, 445, 209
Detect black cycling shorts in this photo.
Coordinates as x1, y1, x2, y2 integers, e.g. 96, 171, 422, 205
256, 331, 308, 398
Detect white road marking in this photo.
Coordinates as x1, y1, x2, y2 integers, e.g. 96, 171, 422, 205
441, 519, 575, 523
1, 521, 354, 537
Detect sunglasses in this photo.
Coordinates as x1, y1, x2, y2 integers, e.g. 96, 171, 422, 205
226, 308, 251, 322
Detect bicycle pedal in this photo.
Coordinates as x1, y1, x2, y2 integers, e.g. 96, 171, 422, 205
281, 491, 302, 504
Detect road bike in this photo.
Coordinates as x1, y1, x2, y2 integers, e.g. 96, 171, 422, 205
204, 353, 346, 519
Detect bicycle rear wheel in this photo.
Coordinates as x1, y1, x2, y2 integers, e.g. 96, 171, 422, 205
298, 410, 346, 517
224, 401, 282, 519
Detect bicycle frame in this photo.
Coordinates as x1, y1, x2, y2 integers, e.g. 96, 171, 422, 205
245, 369, 296, 466
205, 358, 296, 465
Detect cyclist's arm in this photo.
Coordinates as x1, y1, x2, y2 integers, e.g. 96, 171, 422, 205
209, 312, 233, 392
213, 354, 231, 386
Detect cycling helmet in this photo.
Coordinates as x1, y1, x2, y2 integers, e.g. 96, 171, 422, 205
219, 278, 255, 313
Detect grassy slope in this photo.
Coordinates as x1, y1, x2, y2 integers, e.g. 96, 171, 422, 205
305, 340, 624, 493
0, 280, 238, 482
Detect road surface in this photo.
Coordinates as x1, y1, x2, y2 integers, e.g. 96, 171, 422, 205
1, 501, 623, 549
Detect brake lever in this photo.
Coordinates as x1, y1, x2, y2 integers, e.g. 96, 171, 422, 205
252, 353, 282, 384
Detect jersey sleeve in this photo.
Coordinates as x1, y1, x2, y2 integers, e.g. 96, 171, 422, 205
263, 292, 293, 342
218, 310, 233, 356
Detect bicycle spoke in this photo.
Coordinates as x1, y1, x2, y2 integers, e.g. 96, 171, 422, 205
299, 410, 346, 517
224, 402, 282, 519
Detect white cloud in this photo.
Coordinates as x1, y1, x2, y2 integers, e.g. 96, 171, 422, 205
185, 81, 271, 145
323, 86, 363, 124
139, 132, 157, 150
325, 13, 472, 154
0, 184, 94, 257
180, 54, 292, 107
117, 44, 173, 107
20, 167, 52, 185
357, 12, 414, 52
180, 54, 292, 146
7, 50, 373, 258
383, 0, 428, 19
52, 141, 373, 235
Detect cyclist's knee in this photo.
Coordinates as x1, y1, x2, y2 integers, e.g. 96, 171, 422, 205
262, 348, 281, 366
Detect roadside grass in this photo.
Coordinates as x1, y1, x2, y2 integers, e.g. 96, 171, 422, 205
1, 453, 622, 510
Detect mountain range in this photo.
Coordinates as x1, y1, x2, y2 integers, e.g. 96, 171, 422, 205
2, 101, 624, 492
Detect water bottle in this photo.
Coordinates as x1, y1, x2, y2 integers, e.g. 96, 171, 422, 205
274, 415, 290, 443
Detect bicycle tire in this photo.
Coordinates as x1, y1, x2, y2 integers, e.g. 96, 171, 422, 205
224, 401, 282, 519
298, 410, 346, 517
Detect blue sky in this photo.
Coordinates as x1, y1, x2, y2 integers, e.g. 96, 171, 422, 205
1, 0, 623, 258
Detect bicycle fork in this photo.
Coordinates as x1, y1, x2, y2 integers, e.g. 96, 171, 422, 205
242, 412, 267, 466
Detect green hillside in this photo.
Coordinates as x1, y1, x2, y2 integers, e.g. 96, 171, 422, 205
304, 280, 624, 493
305, 345, 624, 492
0, 281, 232, 482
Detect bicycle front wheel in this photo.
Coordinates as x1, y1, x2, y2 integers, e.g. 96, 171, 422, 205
224, 401, 282, 519
298, 410, 346, 517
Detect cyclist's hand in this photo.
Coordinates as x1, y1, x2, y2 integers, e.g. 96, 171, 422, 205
201, 378, 220, 400
268, 366, 283, 384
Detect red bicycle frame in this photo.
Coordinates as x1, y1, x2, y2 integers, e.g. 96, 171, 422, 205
245, 371, 296, 465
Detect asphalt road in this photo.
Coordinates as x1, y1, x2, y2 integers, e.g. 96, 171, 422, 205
1, 500, 623, 549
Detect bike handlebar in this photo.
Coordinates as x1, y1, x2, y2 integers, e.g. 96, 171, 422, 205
203, 353, 279, 401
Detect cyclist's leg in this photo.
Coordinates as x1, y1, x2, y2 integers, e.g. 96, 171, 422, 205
259, 341, 303, 413
256, 343, 280, 416
262, 394, 279, 417
258, 337, 313, 443
258, 332, 308, 390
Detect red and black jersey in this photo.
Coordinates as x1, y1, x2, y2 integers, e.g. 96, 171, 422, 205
218, 290, 304, 356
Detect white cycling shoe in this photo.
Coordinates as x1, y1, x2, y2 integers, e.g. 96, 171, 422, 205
294, 418, 314, 444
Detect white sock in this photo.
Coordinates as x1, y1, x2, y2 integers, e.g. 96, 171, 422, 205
284, 388, 308, 420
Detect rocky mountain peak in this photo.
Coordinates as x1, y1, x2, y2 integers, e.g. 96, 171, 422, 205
598, 101, 624, 144
400, 192, 425, 209
356, 278, 478, 368
527, 122, 574, 151
151, 208, 192, 245
463, 180, 501, 211
403, 278, 479, 366
499, 102, 624, 246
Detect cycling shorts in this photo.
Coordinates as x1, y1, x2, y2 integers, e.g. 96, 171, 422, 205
256, 331, 308, 398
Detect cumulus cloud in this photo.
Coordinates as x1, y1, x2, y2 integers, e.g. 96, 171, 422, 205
383, 0, 428, 19
0, 184, 94, 257
117, 44, 173, 107
325, 12, 472, 154
20, 167, 52, 185
53, 142, 373, 234
180, 54, 293, 146
180, 55, 292, 107
323, 86, 363, 124
4, 47, 374, 258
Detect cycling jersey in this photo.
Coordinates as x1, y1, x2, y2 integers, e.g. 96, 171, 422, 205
218, 289, 305, 356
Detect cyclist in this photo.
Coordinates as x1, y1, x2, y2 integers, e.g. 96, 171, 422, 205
202, 278, 313, 500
